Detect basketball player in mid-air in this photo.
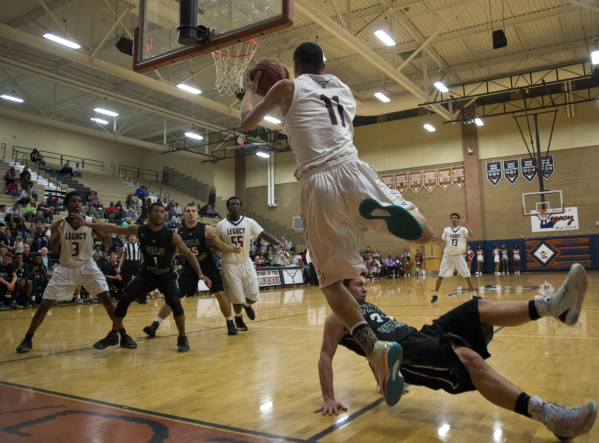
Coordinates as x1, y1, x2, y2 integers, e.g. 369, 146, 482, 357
72, 203, 210, 352
16, 192, 116, 353
431, 213, 477, 303
316, 270, 596, 441
240, 42, 434, 406
143, 203, 242, 337
212, 197, 282, 331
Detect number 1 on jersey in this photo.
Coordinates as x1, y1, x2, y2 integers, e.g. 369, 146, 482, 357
153, 256, 158, 266
320, 94, 346, 127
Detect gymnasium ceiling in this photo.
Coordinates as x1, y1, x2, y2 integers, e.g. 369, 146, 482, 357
0, 0, 597, 151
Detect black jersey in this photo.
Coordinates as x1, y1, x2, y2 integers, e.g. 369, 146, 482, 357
138, 224, 176, 275
15, 265, 29, 281
178, 222, 215, 271
339, 301, 417, 357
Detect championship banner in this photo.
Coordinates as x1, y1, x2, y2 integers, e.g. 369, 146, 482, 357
380, 174, 394, 190
257, 269, 282, 287
423, 169, 438, 193
521, 157, 537, 182
409, 170, 422, 194
541, 154, 554, 180
503, 159, 519, 184
438, 167, 452, 191
394, 172, 408, 195
451, 166, 465, 189
486, 161, 502, 186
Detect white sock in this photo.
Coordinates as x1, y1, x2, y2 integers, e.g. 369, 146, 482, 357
235, 314, 242, 317
433, 291, 438, 296
226, 316, 232, 321
155, 316, 163, 324
243, 302, 250, 307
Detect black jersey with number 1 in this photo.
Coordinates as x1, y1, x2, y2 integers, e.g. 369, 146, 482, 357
138, 224, 176, 275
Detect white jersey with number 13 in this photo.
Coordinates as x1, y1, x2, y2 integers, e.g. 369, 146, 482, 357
216, 216, 263, 264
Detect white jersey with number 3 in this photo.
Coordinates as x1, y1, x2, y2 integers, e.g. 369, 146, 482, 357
59, 216, 95, 266
283, 74, 358, 179
442, 226, 469, 256
216, 216, 263, 264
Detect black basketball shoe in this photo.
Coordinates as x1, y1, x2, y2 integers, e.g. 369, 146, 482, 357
143, 321, 160, 337
243, 303, 256, 321
235, 315, 248, 331
120, 333, 137, 349
16, 338, 32, 353
177, 335, 190, 353
93, 331, 119, 350
431, 295, 438, 303
226, 319, 238, 335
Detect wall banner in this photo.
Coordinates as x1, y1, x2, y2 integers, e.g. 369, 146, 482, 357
521, 157, 537, 182
451, 166, 465, 189
503, 159, 519, 184
486, 161, 502, 185
541, 154, 554, 180
423, 169, 438, 193
380, 174, 394, 190
394, 172, 408, 195
438, 167, 452, 191
409, 170, 423, 194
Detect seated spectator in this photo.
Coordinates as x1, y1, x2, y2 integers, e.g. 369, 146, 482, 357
13, 253, 34, 307
29, 255, 49, 302
92, 245, 102, 257
18, 187, 33, 206
111, 245, 121, 257
59, 160, 73, 177
2, 228, 15, 254
205, 204, 217, 218
19, 167, 32, 189
47, 193, 60, 214
383, 255, 396, 278
39, 247, 54, 270
162, 198, 168, 207
99, 250, 109, 267
105, 202, 121, 220
394, 256, 404, 277
284, 237, 293, 251
16, 218, 28, 243
6, 181, 18, 196
14, 236, 24, 255
172, 203, 182, 217
292, 253, 302, 265
21, 244, 33, 265
169, 215, 180, 230
30, 148, 45, 166
23, 198, 37, 221
277, 253, 290, 266
30, 210, 47, 228
3, 167, 17, 187
5, 204, 22, 224
37, 199, 53, 221
0, 251, 18, 309
31, 226, 48, 252
102, 252, 123, 300
0, 205, 6, 227
111, 234, 123, 251
73, 162, 82, 178
134, 186, 149, 198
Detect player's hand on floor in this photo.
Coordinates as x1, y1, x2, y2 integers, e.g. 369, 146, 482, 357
199, 275, 212, 288
314, 400, 347, 416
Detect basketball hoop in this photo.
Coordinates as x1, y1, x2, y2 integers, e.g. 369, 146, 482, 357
212, 40, 259, 96
538, 209, 548, 222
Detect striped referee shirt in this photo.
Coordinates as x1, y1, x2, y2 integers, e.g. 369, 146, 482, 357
123, 242, 141, 261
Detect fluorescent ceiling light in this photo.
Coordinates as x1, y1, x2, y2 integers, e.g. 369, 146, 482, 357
591, 50, 599, 65
424, 123, 436, 132
434, 82, 449, 92
256, 152, 270, 158
264, 116, 281, 124
1, 94, 23, 103
176, 83, 201, 94
374, 92, 390, 102
90, 118, 109, 124
185, 132, 203, 140
375, 30, 396, 46
94, 108, 119, 117
43, 33, 81, 49
474, 118, 484, 126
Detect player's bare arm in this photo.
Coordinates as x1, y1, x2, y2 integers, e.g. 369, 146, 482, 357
48, 219, 64, 253
461, 216, 474, 239
71, 214, 138, 237
205, 225, 241, 254
258, 230, 282, 247
240, 71, 294, 130
90, 218, 114, 250
172, 233, 212, 288
117, 252, 126, 273
437, 227, 445, 245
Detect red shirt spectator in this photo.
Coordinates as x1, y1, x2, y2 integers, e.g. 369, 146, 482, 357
415, 252, 423, 264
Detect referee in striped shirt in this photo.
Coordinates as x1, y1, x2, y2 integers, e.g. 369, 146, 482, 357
117, 234, 142, 287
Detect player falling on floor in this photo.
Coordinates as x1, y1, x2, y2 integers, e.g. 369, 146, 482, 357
143, 203, 242, 337
16, 191, 116, 353
316, 268, 596, 442
431, 213, 477, 303
240, 42, 434, 406
73, 203, 210, 353
212, 197, 282, 331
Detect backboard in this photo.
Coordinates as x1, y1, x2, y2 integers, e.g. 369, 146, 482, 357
522, 190, 564, 216
133, 0, 294, 73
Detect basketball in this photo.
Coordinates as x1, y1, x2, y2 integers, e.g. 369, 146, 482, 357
249, 59, 287, 97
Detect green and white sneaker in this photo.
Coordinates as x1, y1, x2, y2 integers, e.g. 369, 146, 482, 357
359, 198, 424, 241
529, 395, 597, 442
367, 341, 405, 407
534, 263, 587, 326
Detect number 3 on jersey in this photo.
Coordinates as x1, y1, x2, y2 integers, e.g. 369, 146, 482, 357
320, 94, 345, 127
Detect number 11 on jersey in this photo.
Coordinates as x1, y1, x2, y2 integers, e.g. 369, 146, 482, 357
320, 94, 346, 127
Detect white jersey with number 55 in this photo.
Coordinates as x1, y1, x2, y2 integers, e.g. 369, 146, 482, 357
59, 216, 95, 266
283, 74, 358, 180
216, 216, 263, 264
442, 226, 469, 256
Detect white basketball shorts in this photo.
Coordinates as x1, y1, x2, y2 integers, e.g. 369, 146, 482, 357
300, 155, 418, 288
221, 259, 260, 304
439, 254, 471, 278
44, 260, 109, 301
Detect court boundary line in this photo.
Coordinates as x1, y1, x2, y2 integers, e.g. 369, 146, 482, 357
0, 380, 307, 443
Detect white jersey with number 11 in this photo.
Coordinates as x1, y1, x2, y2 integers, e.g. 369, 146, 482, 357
216, 216, 263, 264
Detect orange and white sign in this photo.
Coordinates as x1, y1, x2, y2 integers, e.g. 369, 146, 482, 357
409, 171, 422, 194
452, 166, 465, 189
380, 174, 394, 190
394, 172, 408, 195
423, 169, 438, 193
438, 167, 452, 191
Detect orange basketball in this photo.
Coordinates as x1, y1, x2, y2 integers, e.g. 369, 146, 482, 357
249, 59, 287, 97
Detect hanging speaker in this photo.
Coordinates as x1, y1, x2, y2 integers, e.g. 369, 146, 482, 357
116, 37, 133, 55
492, 30, 507, 49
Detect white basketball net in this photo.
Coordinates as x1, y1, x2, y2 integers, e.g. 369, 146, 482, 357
212, 40, 259, 96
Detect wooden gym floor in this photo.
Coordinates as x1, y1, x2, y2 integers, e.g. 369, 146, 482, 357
0, 271, 597, 442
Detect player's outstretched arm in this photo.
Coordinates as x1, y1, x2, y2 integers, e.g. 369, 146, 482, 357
461, 216, 474, 239
258, 230, 282, 247
204, 225, 241, 254
240, 71, 294, 130
315, 313, 348, 416
70, 214, 138, 237
90, 218, 115, 250
172, 233, 211, 288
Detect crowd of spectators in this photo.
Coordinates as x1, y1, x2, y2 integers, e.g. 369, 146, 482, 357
358, 246, 425, 280
0, 249, 52, 310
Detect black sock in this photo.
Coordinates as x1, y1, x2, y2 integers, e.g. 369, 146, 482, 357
515, 392, 532, 418
528, 300, 541, 321
25, 333, 33, 341
118, 328, 126, 335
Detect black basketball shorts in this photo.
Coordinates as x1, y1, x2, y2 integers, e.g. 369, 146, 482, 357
177, 265, 224, 298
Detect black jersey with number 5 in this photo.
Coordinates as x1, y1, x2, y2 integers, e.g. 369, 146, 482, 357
138, 224, 176, 275
339, 301, 416, 357
178, 222, 215, 271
